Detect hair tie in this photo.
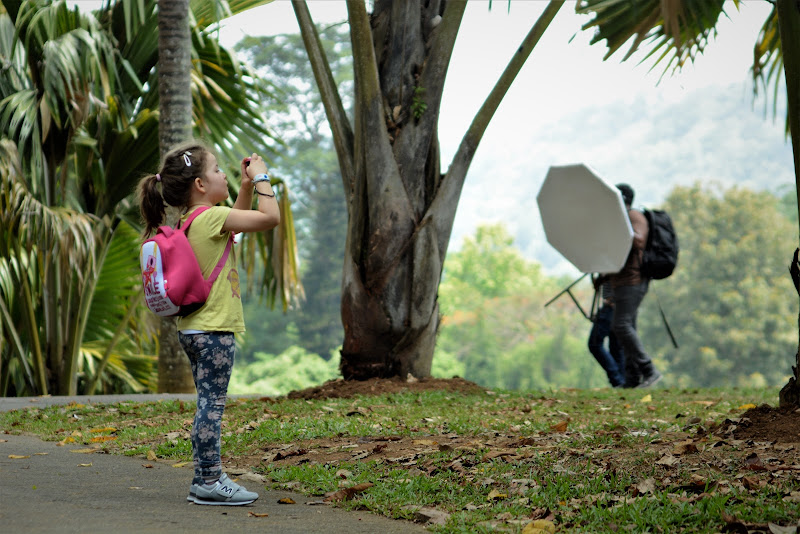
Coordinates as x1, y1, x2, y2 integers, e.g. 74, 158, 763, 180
155, 174, 161, 182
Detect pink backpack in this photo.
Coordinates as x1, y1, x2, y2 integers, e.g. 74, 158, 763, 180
140, 207, 233, 317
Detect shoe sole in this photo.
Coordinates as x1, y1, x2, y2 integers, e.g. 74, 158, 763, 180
637, 374, 663, 388
191, 497, 256, 506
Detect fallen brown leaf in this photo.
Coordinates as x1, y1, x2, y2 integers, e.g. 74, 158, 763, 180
744, 453, 767, 472
323, 482, 374, 502
672, 440, 699, 455
550, 420, 569, 432
248, 512, 269, 518
656, 454, 680, 467
273, 449, 308, 461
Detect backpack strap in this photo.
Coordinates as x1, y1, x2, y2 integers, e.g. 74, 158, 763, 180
178, 206, 209, 230
207, 235, 233, 284
179, 206, 233, 284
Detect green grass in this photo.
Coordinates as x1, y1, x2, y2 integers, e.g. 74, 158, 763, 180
2, 386, 797, 533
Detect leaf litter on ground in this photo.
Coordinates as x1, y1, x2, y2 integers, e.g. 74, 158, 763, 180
2, 379, 799, 533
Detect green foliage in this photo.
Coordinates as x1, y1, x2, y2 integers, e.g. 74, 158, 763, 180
411, 85, 427, 119
0, 0, 287, 395
436, 223, 607, 390
439, 183, 800, 391
229, 346, 339, 396
235, 24, 352, 360
639, 183, 797, 388
429, 349, 465, 379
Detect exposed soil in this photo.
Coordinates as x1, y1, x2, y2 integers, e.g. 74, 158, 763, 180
729, 403, 800, 443
286, 376, 485, 400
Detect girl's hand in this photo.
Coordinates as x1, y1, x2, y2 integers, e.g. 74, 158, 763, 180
243, 153, 268, 181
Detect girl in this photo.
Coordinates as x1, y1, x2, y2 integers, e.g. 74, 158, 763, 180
137, 141, 279, 505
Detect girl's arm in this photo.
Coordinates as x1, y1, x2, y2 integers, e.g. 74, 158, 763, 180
223, 153, 280, 233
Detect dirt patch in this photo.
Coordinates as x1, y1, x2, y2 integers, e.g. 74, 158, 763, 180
286, 376, 485, 400
729, 403, 800, 443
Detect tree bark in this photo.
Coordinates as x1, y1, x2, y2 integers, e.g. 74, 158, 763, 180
156, 0, 195, 393
777, 0, 800, 408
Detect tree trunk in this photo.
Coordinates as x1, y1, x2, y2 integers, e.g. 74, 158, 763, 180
778, 0, 800, 408
156, 0, 195, 393
295, 0, 560, 380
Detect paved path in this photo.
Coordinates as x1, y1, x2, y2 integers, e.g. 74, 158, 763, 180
1, 396, 429, 534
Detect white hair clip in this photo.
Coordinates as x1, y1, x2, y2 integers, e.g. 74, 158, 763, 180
183, 151, 192, 167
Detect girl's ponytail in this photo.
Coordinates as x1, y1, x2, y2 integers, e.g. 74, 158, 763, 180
137, 173, 166, 238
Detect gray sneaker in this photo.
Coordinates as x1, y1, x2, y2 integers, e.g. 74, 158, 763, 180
637, 370, 663, 388
192, 473, 259, 506
187, 483, 198, 502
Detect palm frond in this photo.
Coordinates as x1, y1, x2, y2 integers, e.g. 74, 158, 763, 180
576, 0, 737, 80
191, 27, 280, 168
752, 6, 784, 129
191, 0, 274, 31
83, 220, 155, 393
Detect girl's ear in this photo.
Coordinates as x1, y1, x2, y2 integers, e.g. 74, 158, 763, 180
193, 176, 205, 192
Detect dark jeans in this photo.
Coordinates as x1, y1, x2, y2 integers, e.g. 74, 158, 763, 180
612, 281, 656, 385
178, 331, 236, 485
588, 304, 626, 387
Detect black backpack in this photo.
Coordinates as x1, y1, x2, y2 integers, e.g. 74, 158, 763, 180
641, 209, 678, 280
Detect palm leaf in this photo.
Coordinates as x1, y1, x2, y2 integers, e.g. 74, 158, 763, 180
752, 6, 784, 129
83, 220, 155, 392
576, 0, 737, 79
191, 0, 274, 31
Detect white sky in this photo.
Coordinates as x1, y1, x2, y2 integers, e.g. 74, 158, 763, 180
218, 1, 792, 275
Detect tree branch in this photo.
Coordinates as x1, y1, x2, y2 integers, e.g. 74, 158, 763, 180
346, 0, 416, 277
429, 1, 565, 256
292, 0, 355, 197
392, 0, 466, 217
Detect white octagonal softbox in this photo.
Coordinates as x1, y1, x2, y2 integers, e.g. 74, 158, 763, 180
537, 164, 633, 273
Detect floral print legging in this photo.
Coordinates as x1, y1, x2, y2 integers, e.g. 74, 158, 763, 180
178, 331, 235, 485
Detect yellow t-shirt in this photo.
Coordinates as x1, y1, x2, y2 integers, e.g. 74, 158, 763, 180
176, 206, 245, 333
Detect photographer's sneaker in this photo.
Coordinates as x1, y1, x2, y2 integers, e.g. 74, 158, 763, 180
187, 483, 199, 502
192, 473, 258, 506
637, 370, 663, 388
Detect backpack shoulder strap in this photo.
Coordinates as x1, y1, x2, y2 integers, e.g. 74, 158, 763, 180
178, 206, 210, 231
207, 234, 234, 284
177, 206, 231, 284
